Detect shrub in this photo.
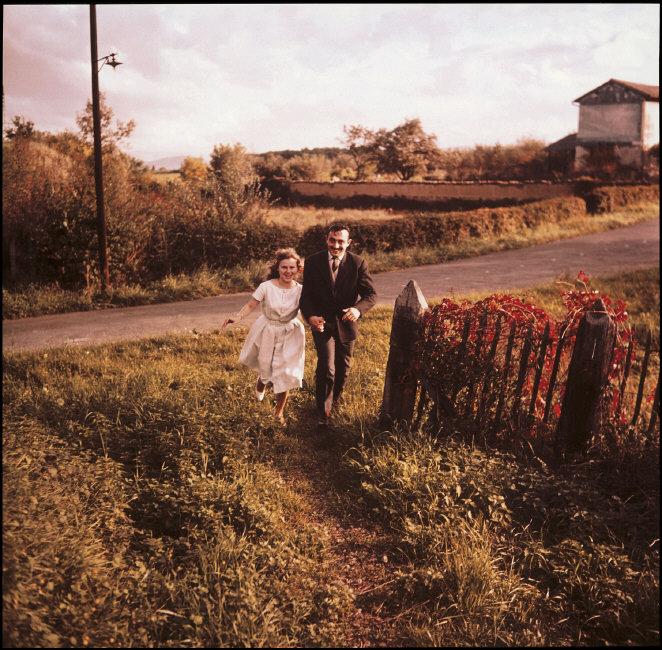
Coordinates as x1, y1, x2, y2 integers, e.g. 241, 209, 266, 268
297, 196, 586, 256
584, 184, 660, 214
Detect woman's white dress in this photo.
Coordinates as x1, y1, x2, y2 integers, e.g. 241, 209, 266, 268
238, 280, 305, 394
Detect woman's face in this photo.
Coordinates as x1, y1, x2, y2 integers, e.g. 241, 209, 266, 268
278, 258, 298, 282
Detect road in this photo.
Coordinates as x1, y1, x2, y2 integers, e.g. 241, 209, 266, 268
3, 219, 659, 353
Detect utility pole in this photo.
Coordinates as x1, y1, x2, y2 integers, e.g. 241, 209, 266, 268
89, 4, 111, 291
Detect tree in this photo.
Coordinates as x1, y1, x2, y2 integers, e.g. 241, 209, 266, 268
208, 143, 256, 189
75, 92, 135, 152
282, 154, 332, 181
4, 115, 36, 140
207, 143, 270, 224
342, 125, 378, 180
373, 119, 441, 180
251, 152, 287, 181
2, 133, 74, 282
179, 156, 207, 183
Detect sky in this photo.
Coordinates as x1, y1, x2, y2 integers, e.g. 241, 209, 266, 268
3, 3, 660, 164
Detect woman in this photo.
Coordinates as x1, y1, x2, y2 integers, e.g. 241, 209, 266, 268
221, 248, 305, 425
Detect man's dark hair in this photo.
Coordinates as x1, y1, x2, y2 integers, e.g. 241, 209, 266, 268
326, 223, 351, 237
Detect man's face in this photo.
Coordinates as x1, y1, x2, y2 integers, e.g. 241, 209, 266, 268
326, 229, 351, 258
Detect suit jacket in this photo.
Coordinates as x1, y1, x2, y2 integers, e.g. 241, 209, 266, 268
300, 250, 377, 343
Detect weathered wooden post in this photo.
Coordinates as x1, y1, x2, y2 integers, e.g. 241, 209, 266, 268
380, 280, 429, 428
556, 298, 616, 456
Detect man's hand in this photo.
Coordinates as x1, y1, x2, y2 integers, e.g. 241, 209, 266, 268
308, 316, 325, 332
342, 307, 360, 322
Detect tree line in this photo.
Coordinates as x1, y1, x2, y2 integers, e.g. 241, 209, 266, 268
176, 118, 550, 184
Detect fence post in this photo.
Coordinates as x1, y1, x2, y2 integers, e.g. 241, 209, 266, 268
556, 298, 616, 456
380, 280, 429, 428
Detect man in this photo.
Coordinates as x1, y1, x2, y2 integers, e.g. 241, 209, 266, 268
300, 223, 377, 425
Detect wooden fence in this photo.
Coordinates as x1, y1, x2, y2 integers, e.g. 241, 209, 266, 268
381, 281, 660, 456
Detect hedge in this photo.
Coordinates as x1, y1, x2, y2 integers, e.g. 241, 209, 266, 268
584, 184, 660, 214
296, 196, 587, 256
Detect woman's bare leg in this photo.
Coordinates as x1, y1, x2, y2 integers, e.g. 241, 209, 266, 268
274, 391, 289, 422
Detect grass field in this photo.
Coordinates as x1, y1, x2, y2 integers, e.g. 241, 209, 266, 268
264, 205, 405, 230
3, 268, 659, 647
147, 171, 181, 184
3, 202, 658, 320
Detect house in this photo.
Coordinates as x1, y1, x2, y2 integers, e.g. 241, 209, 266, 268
547, 79, 659, 177
545, 132, 577, 177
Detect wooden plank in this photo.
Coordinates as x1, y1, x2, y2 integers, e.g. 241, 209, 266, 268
465, 307, 488, 417
556, 298, 617, 455
528, 321, 551, 417
616, 335, 635, 418
476, 314, 503, 424
512, 325, 534, 420
631, 330, 653, 426
543, 333, 566, 423
493, 319, 517, 428
451, 314, 472, 404
380, 280, 429, 427
647, 374, 660, 436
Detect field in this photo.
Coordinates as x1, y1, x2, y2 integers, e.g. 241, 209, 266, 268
264, 205, 405, 231
3, 267, 659, 647
147, 171, 181, 184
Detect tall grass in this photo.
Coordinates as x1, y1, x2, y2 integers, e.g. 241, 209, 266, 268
3, 267, 659, 646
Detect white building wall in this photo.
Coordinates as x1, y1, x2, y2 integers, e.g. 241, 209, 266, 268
642, 101, 659, 148
578, 103, 642, 142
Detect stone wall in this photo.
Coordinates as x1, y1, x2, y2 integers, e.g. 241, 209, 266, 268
287, 180, 575, 204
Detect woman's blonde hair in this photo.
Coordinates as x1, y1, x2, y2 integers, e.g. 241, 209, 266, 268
267, 248, 304, 280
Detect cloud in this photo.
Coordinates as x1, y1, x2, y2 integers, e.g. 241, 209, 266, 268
3, 4, 659, 159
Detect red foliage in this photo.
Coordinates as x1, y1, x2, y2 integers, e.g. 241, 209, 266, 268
416, 271, 635, 433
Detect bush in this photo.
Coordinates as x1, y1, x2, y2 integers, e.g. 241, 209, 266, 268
297, 196, 586, 256
584, 184, 660, 214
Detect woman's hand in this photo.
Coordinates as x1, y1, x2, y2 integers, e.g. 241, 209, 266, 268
221, 315, 238, 331
221, 298, 259, 331
308, 316, 325, 332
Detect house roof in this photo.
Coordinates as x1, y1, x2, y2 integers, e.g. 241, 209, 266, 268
574, 79, 659, 103
545, 133, 577, 152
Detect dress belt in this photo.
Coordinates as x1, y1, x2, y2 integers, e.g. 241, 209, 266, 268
263, 315, 300, 325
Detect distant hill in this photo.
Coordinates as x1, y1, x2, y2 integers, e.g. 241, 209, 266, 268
144, 155, 190, 171
256, 147, 347, 160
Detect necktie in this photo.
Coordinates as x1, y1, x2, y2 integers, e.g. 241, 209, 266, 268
331, 258, 339, 283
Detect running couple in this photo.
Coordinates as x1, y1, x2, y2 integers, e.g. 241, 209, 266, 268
221, 223, 377, 426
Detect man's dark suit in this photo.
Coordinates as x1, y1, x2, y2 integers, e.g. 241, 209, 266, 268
300, 250, 377, 418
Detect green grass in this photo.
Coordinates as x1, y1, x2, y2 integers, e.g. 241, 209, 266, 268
3, 268, 659, 646
3, 202, 658, 320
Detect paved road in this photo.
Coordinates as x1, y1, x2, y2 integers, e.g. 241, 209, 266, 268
3, 219, 659, 353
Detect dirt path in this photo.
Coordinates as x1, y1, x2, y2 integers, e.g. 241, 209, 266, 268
3, 219, 659, 353
265, 417, 407, 647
